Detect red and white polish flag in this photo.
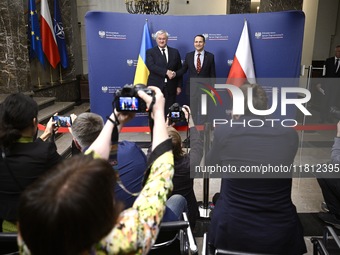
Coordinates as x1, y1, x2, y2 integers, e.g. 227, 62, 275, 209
227, 20, 256, 87
41, 0, 60, 68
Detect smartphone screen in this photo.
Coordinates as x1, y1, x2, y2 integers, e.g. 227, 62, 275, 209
53, 116, 72, 127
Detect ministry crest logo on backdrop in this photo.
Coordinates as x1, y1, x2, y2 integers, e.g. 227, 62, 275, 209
99, 31, 106, 38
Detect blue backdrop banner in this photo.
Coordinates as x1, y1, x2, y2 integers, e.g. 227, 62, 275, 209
85, 11, 305, 126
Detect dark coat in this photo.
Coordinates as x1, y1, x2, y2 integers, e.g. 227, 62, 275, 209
177, 50, 216, 97
206, 117, 306, 254
0, 138, 62, 221
172, 127, 203, 228
146, 46, 182, 94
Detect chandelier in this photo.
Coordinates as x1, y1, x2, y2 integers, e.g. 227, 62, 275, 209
125, 0, 170, 15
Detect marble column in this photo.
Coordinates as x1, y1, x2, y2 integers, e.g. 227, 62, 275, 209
259, 0, 303, 12
0, 0, 31, 93
54, 0, 82, 83
229, 0, 251, 14
0, 0, 82, 97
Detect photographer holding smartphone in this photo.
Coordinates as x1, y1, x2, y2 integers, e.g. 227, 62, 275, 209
17, 87, 175, 255
0, 93, 62, 233
52, 115, 72, 127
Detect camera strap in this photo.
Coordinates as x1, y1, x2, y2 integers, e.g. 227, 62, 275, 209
107, 113, 119, 165
185, 115, 190, 153
147, 94, 156, 142
142, 138, 173, 187
112, 113, 120, 143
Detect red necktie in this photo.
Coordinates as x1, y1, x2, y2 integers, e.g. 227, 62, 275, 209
197, 53, 201, 73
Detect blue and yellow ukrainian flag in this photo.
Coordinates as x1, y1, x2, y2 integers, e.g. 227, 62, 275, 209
133, 22, 153, 85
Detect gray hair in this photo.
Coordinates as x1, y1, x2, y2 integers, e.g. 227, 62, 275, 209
71, 112, 104, 150
154, 29, 169, 40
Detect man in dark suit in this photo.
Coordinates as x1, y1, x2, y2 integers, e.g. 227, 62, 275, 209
176, 34, 216, 122
146, 30, 182, 114
317, 45, 340, 123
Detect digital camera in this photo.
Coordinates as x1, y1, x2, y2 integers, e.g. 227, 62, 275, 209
52, 116, 72, 127
115, 84, 154, 112
169, 103, 186, 123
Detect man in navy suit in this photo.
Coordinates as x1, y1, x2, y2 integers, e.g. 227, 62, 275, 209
176, 34, 216, 122
317, 45, 340, 123
146, 30, 182, 114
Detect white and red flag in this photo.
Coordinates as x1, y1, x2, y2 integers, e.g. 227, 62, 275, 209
227, 20, 256, 86
41, 0, 60, 68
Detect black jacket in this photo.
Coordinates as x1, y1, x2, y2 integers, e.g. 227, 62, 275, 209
0, 138, 62, 221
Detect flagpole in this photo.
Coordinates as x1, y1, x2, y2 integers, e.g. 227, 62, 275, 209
33, 60, 43, 88
37, 65, 41, 87
59, 65, 64, 83
36, 60, 42, 87
49, 66, 58, 85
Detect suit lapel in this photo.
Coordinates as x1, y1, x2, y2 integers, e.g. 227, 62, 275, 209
201, 52, 209, 70
190, 51, 196, 70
